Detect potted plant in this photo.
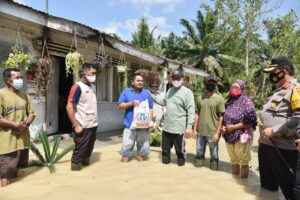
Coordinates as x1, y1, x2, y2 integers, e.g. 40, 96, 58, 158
150, 131, 162, 147
66, 51, 84, 82
4, 45, 31, 69
35, 57, 53, 97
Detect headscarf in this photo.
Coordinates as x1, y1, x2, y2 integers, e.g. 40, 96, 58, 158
223, 80, 257, 144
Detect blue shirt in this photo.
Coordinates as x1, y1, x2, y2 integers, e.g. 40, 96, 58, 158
118, 88, 154, 128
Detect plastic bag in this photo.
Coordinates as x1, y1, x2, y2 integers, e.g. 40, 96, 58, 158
130, 99, 150, 129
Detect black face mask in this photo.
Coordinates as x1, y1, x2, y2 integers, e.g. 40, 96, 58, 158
269, 70, 285, 84
206, 84, 216, 92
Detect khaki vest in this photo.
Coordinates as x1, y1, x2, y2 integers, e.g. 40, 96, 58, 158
74, 81, 98, 128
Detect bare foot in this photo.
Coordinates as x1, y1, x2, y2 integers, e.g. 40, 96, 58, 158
138, 156, 146, 161
121, 157, 129, 162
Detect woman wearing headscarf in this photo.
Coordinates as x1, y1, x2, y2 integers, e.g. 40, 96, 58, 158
222, 80, 257, 178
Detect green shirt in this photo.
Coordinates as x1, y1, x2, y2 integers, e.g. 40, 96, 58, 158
153, 86, 195, 134
196, 93, 225, 136
0, 88, 36, 155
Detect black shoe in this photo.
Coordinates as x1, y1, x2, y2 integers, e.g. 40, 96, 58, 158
162, 157, 171, 164
178, 159, 185, 166
71, 162, 82, 171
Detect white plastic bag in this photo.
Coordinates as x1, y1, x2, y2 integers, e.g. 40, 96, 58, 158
130, 99, 150, 129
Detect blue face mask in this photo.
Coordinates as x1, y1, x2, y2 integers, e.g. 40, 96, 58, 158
11, 79, 24, 90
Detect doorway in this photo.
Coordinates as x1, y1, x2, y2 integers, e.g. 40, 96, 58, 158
58, 57, 73, 133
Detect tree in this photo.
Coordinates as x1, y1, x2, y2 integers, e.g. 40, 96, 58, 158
216, 0, 281, 76
177, 3, 241, 78
131, 18, 160, 54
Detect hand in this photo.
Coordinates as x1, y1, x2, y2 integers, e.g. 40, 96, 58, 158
295, 139, 300, 152
184, 128, 193, 139
132, 100, 140, 107
74, 125, 83, 134
224, 124, 236, 134
262, 128, 273, 139
148, 121, 154, 128
221, 126, 226, 134
14, 122, 27, 133
212, 133, 220, 143
192, 130, 198, 139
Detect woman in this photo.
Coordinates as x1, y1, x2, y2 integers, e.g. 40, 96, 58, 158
222, 80, 256, 178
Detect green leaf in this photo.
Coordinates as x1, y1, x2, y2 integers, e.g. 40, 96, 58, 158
50, 136, 61, 163
39, 131, 51, 163
29, 143, 46, 163
53, 144, 75, 163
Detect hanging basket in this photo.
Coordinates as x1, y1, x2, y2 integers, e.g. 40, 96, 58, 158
92, 39, 112, 70
116, 65, 127, 73
4, 45, 31, 70
65, 51, 84, 81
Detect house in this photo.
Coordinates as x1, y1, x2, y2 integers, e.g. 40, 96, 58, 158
0, 0, 208, 136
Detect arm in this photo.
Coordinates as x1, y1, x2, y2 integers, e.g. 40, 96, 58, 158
194, 112, 199, 133
212, 113, 223, 142
184, 91, 195, 138
66, 84, 82, 134
151, 93, 167, 106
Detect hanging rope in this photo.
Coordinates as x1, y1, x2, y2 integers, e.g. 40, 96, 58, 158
15, 26, 24, 51
70, 27, 78, 52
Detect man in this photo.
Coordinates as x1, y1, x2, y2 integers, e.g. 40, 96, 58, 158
259, 56, 300, 200
152, 69, 195, 166
0, 68, 36, 187
66, 63, 98, 171
193, 75, 225, 170
118, 73, 153, 162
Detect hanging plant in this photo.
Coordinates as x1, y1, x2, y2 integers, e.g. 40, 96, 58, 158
34, 39, 54, 97
4, 45, 31, 70
92, 39, 112, 70
148, 72, 161, 94
117, 64, 128, 73
66, 51, 84, 82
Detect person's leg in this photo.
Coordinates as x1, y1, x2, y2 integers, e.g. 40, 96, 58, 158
71, 128, 90, 170
162, 131, 173, 164
293, 152, 300, 200
121, 128, 136, 162
172, 133, 186, 166
274, 148, 297, 200
136, 128, 150, 161
207, 136, 219, 170
0, 151, 19, 187
258, 143, 279, 191
82, 127, 97, 165
195, 136, 207, 167
237, 142, 252, 179
226, 143, 240, 175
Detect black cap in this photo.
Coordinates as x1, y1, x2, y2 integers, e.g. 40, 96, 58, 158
204, 75, 217, 84
263, 56, 294, 73
171, 69, 184, 78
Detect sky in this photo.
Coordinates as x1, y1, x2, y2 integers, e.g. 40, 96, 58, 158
13, 0, 300, 42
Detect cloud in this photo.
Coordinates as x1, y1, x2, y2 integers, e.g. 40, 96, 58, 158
100, 21, 124, 38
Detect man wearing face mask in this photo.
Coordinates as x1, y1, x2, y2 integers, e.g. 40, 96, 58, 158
193, 75, 225, 170
0, 68, 36, 187
152, 68, 195, 166
259, 56, 300, 200
66, 63, 98, 171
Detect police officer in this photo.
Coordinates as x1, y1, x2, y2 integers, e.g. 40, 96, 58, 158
259, 56, 300, 200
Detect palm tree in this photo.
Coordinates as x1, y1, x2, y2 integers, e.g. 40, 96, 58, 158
131, 18, 160, 54
178, 4, 241, 78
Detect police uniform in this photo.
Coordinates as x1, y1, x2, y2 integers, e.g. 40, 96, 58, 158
259, 56, 300, 200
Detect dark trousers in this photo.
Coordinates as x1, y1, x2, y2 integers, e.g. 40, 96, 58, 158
162, 131, 185, 161
294, 153, 300, 200
71, 127, 97, 164
258, 143, 298, 200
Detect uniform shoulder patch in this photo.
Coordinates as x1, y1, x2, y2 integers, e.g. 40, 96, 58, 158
291, 86, 300, 110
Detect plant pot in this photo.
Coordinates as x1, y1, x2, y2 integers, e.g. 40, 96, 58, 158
150, 140, 161, 147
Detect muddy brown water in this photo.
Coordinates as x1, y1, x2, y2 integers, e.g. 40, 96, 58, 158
0, 131, 285, 200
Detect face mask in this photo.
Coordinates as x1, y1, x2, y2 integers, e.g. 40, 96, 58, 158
206, 84, 216, 92
86, 75, 96, 83
269, 70, 285, 84
229, 88, 242, 96
11, 79, 24, 90
172, 80, 182, 88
